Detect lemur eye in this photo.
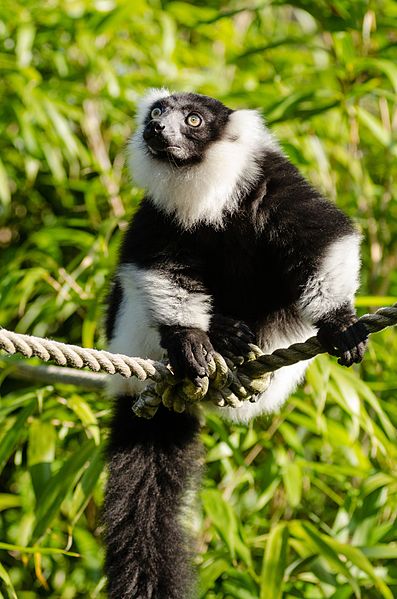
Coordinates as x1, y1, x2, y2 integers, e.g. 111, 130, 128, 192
186, 113, 202, 127
151, 107, 162, 119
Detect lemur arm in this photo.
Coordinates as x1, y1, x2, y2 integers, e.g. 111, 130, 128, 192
296, 232, 368, 366
115, 200, 216, 381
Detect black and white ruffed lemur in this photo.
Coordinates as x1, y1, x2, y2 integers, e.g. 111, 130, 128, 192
104, 89, 368, 598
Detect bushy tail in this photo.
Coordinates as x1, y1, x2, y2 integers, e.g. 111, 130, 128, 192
104, 396, 202, 599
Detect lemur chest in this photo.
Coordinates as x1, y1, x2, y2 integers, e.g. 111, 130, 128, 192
186, 226, 294, 321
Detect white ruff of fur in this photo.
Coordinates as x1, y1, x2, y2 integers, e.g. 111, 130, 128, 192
128, 105, 279, 229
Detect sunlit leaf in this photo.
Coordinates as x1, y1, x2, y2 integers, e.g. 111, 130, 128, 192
260, 523, 288, 599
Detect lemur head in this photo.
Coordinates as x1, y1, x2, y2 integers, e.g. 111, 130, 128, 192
129, 89, 278, 228
139, 91, 233, 166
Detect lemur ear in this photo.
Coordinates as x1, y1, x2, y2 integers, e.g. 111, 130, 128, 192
135, 88, 171, 126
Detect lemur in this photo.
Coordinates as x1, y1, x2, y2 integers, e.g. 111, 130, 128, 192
104, 89, 368, 599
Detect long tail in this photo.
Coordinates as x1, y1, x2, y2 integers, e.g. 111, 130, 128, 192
104, 396, 202, 599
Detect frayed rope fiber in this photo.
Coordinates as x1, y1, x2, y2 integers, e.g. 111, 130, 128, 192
1, 303, 396, 418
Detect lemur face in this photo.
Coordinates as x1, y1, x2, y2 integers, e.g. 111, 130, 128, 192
141, 93, 232, 166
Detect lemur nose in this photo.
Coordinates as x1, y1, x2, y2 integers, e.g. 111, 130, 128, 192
153, 122, 165, 133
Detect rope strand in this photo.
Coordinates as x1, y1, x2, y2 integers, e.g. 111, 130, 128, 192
1, 303, 396, 417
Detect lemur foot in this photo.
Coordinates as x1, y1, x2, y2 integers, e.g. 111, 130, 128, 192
160, 326, 215, 383
317, 317, 368, 367
209, 314, 256, 356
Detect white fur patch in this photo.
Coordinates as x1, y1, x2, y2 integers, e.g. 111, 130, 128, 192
119, 264, 212, 330
106, 271, 165, 397
128, 98, 279, 229
106, 263, 212, 397
298, 233, 361, 321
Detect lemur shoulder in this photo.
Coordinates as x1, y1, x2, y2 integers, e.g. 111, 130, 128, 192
103, 89, 368, 599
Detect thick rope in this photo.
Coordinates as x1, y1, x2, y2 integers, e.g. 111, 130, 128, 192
1, 303, 396, 417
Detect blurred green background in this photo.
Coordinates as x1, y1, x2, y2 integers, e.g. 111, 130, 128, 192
1, 0, 397, 597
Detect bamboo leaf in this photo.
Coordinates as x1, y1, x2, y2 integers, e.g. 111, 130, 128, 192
0, 561, 18, 599
0, 157, 11, 206
0, 400, 36, 474
31, 440, 96, 542
202, 489, 252, 567
68, 445, 104, 525
260, 523, 289, 599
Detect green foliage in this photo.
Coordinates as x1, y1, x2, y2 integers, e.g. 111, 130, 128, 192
0, 0, 397, 597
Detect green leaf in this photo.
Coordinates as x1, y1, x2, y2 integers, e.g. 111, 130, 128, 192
28, 419, 56, 499
0, 561, 18, 599
260, 523, 289, 599
27, 420, 56, 466
69, 445, 104, 525
282, 462, 302, 508
201, 489, 252, 567
0, 400, 36, 474
0, 494, 22, 511
199, 558, 229, 598
324, 537, 394, 599
16, 23, 35, 68
31, 440, 96, 542
289, 522, 360, 595
356, 106, 391, 147
68, 395, 100, 445
0, 158, 11, 206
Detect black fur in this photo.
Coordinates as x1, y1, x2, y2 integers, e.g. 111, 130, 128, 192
104, 398, 201, 599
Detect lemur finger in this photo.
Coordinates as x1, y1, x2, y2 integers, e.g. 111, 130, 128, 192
223, 330, 255, 345
188, 339, 211, 374
203, 341, 216, 363
202, 337, 215, 357
349, 324, 368, 363
332, 334, 353, 366
339, 322, 367, 349
340, 331, 359, 364
170, 345, 206, 380
338, 322, 368, 365
338, 351, 354, 367
187, 358, 206, 379
356, 340, 367, 362
193, 347, 210, 376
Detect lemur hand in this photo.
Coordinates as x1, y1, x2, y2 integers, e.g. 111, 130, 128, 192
316, 314, 368, 367
160, 326, 215, 383
210, 314, 256, 355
